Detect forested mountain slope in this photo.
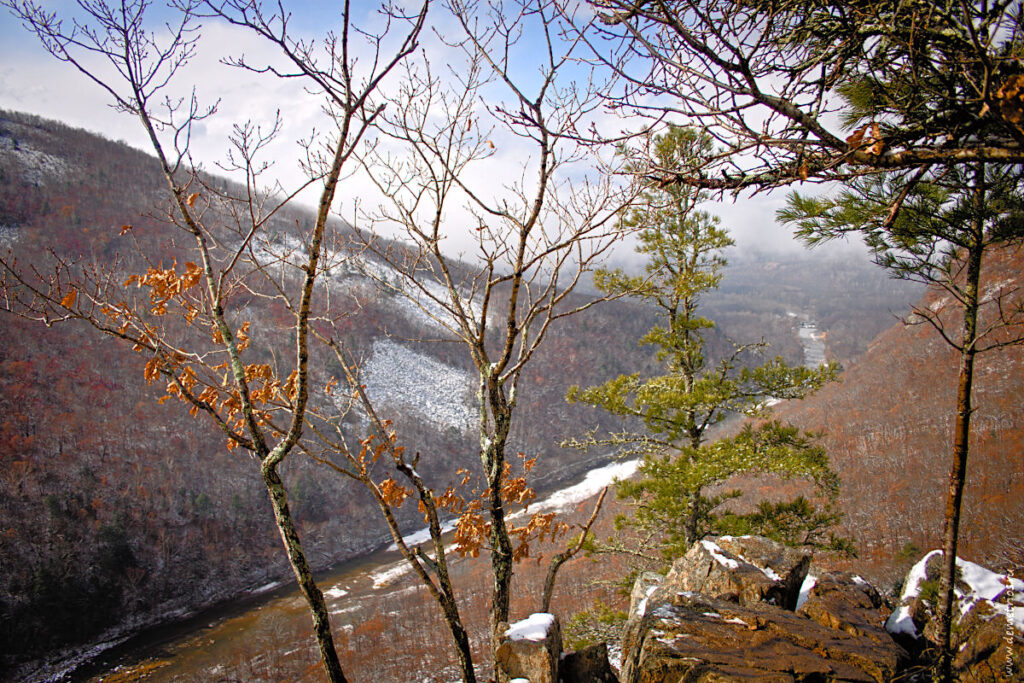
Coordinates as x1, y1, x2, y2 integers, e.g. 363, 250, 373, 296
774, 244, 1024, 584
0, 110, 920, 676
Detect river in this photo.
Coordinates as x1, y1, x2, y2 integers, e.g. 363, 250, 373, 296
798, 321, 827, 368
61, 458, 638, 682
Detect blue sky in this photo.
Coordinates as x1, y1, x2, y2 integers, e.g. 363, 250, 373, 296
0, 1, 841, 258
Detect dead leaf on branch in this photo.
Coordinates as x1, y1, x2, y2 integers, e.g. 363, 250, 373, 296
60, 289, 77, 308
143, 356, 162, 384
124, 261, 202, 316
379, 477, 412, 508
846, 122, 886, 156
994, 74, 1024, 134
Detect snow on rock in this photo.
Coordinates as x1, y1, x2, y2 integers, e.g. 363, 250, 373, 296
361, 339, 476, 432
505, 613, 556, 642
885, 550, 1024, 638
956, 555, 1024, 631
700, 539, 740, 570
796, 574, 817, 610
636, 584, 659, 619
886, 549, 942, 637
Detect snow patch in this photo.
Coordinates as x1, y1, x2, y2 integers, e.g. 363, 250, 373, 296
358, 258, 485, 332
796, 574, 817, 610
361, 339, 476, 431
323, 586, 349, 599
389, 458, 641, 554
700, 540, 740, 570
505, 613, 555, 642
0, 136, 75, 184
522, 459, 640, 516
252, 581, 282, 594
370, 560, 412, 589
0, 224, 18, 248
387, 518, 458, 551
885, 550, 1024, 638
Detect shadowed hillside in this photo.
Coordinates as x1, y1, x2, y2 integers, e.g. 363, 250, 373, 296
774, 243, 1024, 586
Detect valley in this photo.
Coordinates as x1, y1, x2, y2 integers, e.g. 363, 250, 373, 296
1, 103, 1020, 683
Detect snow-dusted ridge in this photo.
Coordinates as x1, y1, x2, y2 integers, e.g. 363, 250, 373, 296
0, 134, 76, 185
357, 257, 485, 333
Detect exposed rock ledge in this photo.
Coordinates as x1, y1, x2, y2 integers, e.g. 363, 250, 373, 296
504, 536, 1023, 683
619, 536, 905, 683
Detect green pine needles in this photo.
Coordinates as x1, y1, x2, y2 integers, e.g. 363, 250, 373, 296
566, 126, 849, 570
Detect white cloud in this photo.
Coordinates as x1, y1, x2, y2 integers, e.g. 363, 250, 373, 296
0, 3, 853, 258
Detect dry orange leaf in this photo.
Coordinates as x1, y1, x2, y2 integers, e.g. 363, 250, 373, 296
60, 289, 77, 308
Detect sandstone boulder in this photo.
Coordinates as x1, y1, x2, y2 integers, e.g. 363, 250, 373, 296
797, 572, 896, 647
620, 590, 904, 683
628, 572, 664, 621
496, 613, 562, 683
953, 599, 1024, 682
885, 550, 1024, 681
715, 535, 813, 610
559, 642, 618, 683
661, 536, 810, 610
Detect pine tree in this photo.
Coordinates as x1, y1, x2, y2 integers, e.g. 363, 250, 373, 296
567, 127, 843, 568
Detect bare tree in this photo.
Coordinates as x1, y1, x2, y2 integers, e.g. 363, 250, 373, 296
0, 1, 426, 681
332, 0, 637, 675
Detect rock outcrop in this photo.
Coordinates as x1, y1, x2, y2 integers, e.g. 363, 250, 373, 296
496, 613, 562, 683
663, 536, 811, 610
621, 590, 904, 682
798, 571, 896, 647
885, 550, 1024, 682
559, 642, 618, 683
619, 536, 906, 683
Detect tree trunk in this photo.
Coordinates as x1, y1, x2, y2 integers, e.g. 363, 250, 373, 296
439, 592, 478, 683
262, 464, 347, 683
685, 485, 702, 547
936, 169, 984, 682
488, 458, 514, 677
